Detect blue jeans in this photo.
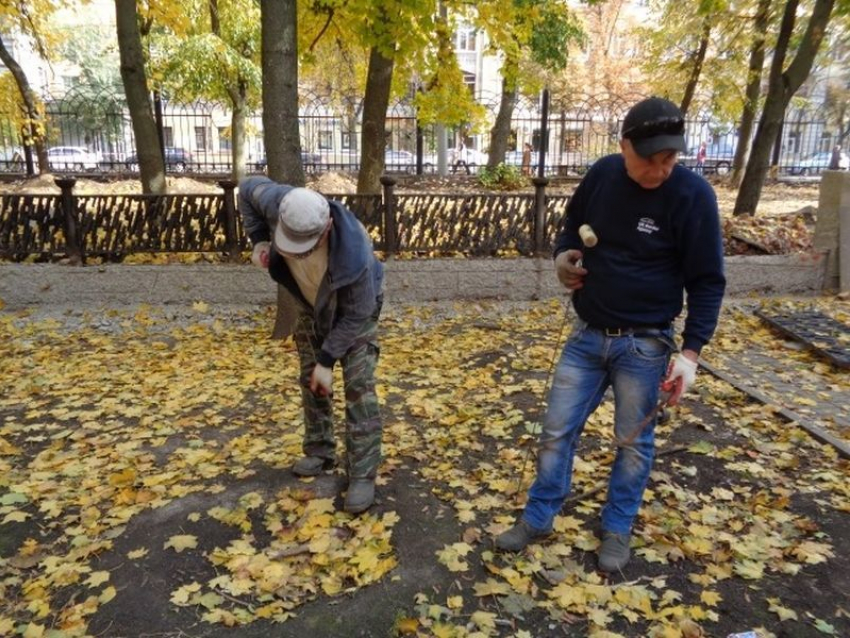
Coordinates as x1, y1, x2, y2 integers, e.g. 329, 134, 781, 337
522, 320, 675, 535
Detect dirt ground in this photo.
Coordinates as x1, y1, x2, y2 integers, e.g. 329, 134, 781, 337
1, 298, 848, 637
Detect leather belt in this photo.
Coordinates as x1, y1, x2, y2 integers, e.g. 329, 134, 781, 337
591, 325, 670, 337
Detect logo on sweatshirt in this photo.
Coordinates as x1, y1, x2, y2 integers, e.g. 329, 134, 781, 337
637, 217, 660, 235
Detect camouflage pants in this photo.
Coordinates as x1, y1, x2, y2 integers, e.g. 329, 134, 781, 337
293, 303, 382, 479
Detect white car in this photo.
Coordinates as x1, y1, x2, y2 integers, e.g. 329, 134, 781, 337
791, 151, 850, 175
450, 147, 488, 173
47, 146, 101, 171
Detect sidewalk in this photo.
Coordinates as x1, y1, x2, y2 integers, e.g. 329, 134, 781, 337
0, 252, 829, 308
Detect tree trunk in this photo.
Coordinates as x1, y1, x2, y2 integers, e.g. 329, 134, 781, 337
357, 46, 395, 195
228, 82, 248, 182
0, 38, 48, 172
731, 0, 771, 187
115, 0, 165, 194
261, 0, 303, 186
260, 0, 303, 339
487, 75, 517, 170
679, 19, 711, 116
734, 0, 835, 215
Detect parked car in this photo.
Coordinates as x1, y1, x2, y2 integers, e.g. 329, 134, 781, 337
47, 146, 100, 171
253, 150, 322, 171
450, 147, 488, 173
384, 150, 416, 173
125, 147, 194, 172
789, 151, 850, 175
679, 143, 736, 175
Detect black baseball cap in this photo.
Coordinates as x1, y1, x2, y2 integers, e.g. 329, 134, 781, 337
622, 97, 687, 158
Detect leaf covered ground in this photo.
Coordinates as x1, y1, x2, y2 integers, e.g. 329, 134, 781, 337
1, 296, 849, 637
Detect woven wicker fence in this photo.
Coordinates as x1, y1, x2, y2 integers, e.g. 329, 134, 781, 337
0, 177, 571, 262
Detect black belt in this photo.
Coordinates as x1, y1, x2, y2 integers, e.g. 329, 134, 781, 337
590, 324, 670, 337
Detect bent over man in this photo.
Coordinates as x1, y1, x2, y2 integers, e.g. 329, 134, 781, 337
239, 177, 384, 514
495, 97, 726, 572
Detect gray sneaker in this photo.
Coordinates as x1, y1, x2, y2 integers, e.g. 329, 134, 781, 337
344, 478, 375, 514
292, 456, 334, 477
598, 531, 631, 572
494, 520, 552, 552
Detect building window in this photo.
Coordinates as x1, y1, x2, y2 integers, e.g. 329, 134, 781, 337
218, 127, 231, 151
195, 126, 207, 151
456, 25, 476, 51
163, 127, 174, 148
318, 131, 333, 150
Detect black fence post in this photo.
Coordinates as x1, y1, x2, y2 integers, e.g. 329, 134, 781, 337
54, 177, 82, 264
218, 179, 240, 261
532, 176, 549, 257
380, 175, 398, 257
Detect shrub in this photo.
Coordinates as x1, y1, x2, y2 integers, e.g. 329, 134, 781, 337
477, 163, 527, 190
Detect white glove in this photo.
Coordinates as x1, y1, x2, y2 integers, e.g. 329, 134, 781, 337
310, 363, 333, 397
662, 353, 698, 406
554, 249, 587, 290
251, 241, 271, 268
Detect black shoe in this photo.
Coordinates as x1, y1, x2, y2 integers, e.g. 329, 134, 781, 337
598, 531, 631, 572
494, 520, 552, 552
292, 456, 334, 477
344, 479, 375, 514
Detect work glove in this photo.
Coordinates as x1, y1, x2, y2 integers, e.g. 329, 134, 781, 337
661, 353, 698, 406
554, 249, 587, 290
251, 241, 271, 268
310, 363, 333, 397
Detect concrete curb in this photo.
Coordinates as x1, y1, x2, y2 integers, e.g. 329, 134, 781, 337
0, 254, 829, 309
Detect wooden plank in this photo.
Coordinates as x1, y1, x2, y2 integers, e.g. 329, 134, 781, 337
700, 359, 850, 459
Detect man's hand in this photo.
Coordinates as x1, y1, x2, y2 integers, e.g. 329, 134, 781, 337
251, 241, 271, 268
310, 363, 333, 397
661, 351, 698, 406
554, 250, 588, 290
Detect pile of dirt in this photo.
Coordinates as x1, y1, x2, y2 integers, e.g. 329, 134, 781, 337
309, 171, 357, 193
0, 173, 221, 195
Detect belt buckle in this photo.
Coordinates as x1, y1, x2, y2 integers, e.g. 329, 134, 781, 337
605, 328, 623, 337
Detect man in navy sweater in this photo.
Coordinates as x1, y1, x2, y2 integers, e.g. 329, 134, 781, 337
495, 97, 726, 572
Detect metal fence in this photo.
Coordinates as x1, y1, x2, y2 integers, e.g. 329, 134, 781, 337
0, 177, 571, 262
0, 85, 841, 178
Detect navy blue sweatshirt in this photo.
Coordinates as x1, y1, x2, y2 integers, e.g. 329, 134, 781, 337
554, 154, 725, 353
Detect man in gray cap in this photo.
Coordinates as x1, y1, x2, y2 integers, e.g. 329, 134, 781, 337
239, 177, 384, 514
495, 97, 725, 572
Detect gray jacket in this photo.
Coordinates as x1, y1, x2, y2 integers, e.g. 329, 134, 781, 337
239, 177, 384, 367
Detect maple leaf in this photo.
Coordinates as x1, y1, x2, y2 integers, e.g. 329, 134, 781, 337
394, 617, 420, 634
350, 542, 383, 572
810, 617, 837, 634
473, 578, 512, 597
170, 582, 202, 606
699, 590, 721, 607
767, 597, 799, 621
84, 571, 110, 588
436, 542, 473, 572
471, 610, 497, 631
733, 559, 765, 580
163, 534, 198, 553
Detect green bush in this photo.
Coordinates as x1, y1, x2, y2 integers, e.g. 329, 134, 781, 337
477, 163, 527, 190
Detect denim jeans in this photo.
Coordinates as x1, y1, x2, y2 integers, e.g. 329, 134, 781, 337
522, 320, 675, 535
